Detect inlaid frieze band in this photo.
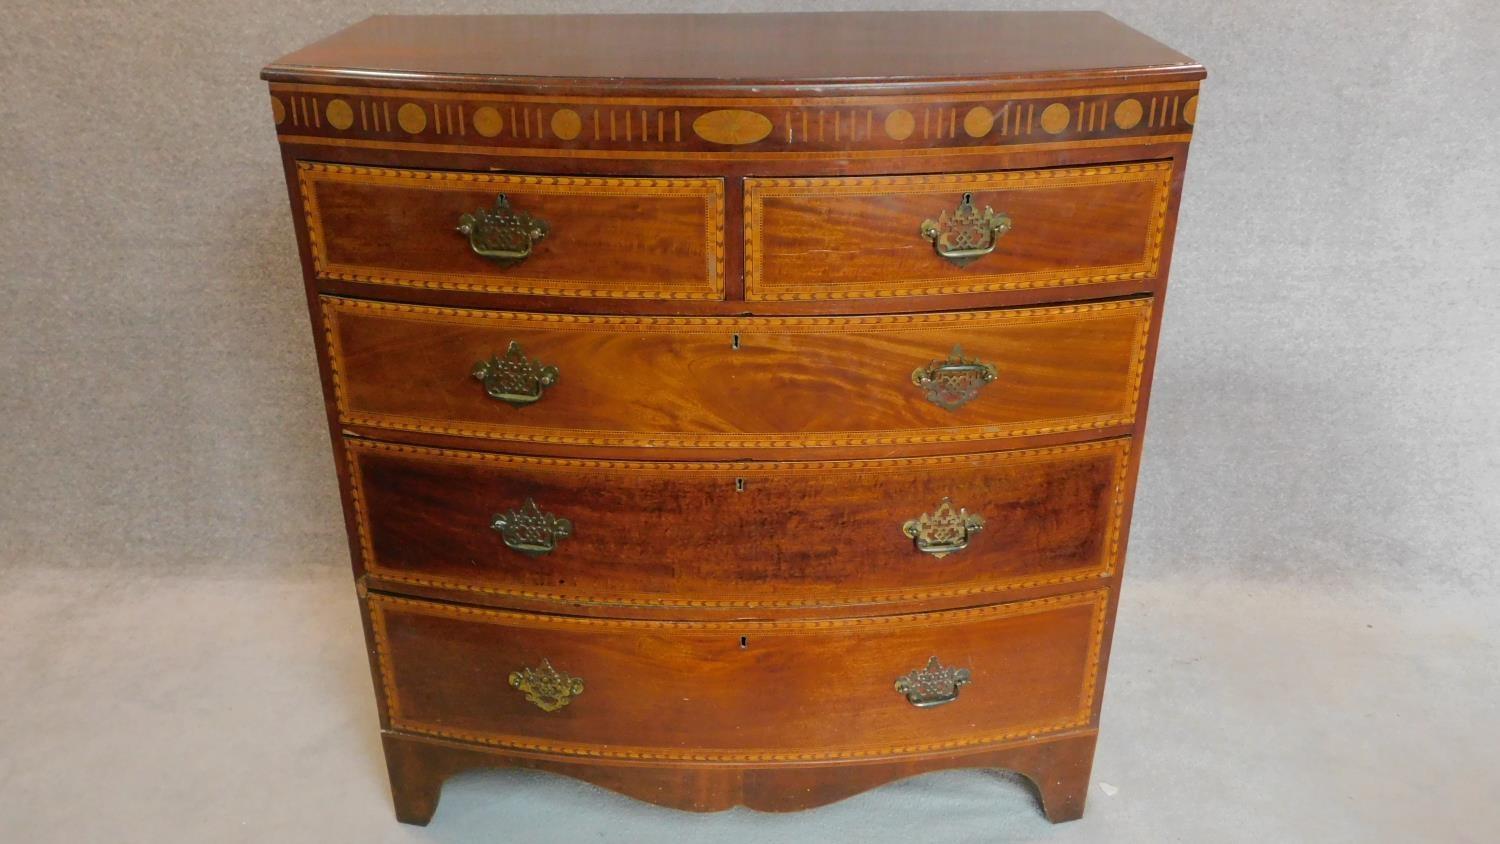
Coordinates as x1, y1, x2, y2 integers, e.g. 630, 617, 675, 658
270, 84, 1198, 158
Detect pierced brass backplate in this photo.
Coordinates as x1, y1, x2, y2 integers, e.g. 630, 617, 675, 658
902, 497, 985, 558
472, 341, 559, 407
456, 194, 549, 267
919, 192, 1012, 268
894, 656, 972, 708
509, 658, 584, 712
491, 497, 573, 557
911, 345, 997, 411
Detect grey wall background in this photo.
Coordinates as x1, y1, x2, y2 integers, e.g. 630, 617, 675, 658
5, 0, 1497, 591
2, 1, 1497, 842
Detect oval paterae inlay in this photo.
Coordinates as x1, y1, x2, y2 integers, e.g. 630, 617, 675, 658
692, 109, 774, 145
325, 99, 354, 130
963, 107, 995, 138
550, 108, 583, 140
1040, 103, 1071, 135
472, 106, 503, 137
884, 109, 916, 140
397, 103, 427, 134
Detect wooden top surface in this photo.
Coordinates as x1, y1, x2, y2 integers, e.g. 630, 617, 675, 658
262, 12, 1203, 95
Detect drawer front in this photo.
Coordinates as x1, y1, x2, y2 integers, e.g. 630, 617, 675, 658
297, 163, 725, 300
322, 296, 1151, 450
745, 161, 1172, 302
349, 437, 1129, 611
369, 589, 1107, 760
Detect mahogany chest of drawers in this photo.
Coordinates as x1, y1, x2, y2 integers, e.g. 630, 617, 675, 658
262, 12, 1203, 825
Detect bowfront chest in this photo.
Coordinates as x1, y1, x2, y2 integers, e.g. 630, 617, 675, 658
262, 12, 1203, 825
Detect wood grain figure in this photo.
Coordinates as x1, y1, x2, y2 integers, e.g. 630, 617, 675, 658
262, 10, 1203, 826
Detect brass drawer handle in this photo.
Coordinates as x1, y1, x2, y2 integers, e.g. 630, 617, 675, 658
491, 497, 572, 557
911, 345, 997, 410
457, 194, 549, 267
902, 497, 985, 558
473, 340, 558, 406
920, 192, 1011, 268
510, 658, 584, 712
895, 656, 972, 708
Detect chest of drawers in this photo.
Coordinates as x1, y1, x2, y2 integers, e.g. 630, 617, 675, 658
262, 11, 1203, 825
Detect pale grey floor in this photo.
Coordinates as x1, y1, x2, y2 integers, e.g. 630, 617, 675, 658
2, 563, 1494, 843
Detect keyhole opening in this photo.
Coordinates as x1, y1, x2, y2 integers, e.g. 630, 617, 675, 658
735, 477, 746, 492
961, 192, 973, 204
740, 636, 749, 649
731, 334, 741, 350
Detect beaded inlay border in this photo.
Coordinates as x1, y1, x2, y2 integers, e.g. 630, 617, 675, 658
367, 589, 1109, 761
745, 162, 1173, 301
346, 436, 1131, 608
320, 296, 1154, 450
298, 162, 726, 299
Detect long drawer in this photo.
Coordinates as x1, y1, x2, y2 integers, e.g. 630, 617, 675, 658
745, 161, 1173, 302
369, 589, 1107, 761
297, 163, 726, 300
349, 437, 1128, 611
321, 296, 1151, 450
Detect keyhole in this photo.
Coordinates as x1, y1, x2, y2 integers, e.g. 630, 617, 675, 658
735, 477, 746, 492
740, 636, 749, 649
731, 334, 741, 350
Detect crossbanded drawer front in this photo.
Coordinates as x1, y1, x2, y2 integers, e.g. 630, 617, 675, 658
321, 296, 1151, 450
296, 163, 725, 300
745, 161, 1172, 302
349, 437, 1129, 611
368, 589, 1107, 760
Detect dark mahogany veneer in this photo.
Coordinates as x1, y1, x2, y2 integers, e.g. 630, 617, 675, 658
263, 11, 1203, 825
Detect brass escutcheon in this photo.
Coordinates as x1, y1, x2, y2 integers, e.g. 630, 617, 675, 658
894, 656, 972, 708
509, 658, 584, 712
911, 345, 997, 411
491, 497, 573, 557
456, 194, 549, 267
920, 192, 1012, 268
472, 340, 559, 407
902, 498, 985, 558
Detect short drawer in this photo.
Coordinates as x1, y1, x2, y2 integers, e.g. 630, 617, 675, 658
369, 589, 1106, 760
321, 296, 1151, 450
745, 161, 1172, 302
349, 437, 1128, 612
297, 162, 725, 300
